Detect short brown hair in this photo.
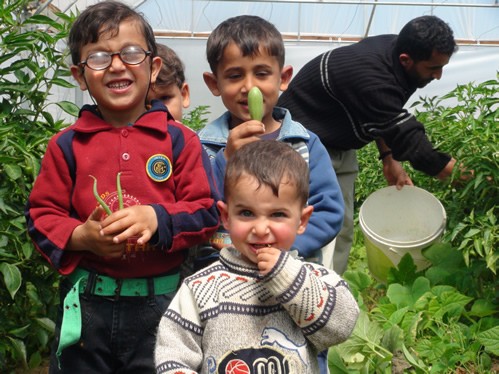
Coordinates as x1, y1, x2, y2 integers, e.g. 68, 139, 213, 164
154, 44, 186, 89
68, 0, 157, 65
206, 15, 285, 74
224, 140, 309, 206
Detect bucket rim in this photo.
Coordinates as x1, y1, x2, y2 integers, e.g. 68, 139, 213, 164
359, 215, 446, 247
359, 185, 446, 247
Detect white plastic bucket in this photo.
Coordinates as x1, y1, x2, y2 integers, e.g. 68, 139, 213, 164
359, 186, 446, 282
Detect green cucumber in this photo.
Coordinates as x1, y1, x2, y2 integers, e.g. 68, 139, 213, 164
248, 86, 263, 121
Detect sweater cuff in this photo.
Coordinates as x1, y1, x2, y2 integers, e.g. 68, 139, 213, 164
265, 252, 304, 296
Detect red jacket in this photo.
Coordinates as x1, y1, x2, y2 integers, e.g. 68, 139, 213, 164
26, 102, 220, 278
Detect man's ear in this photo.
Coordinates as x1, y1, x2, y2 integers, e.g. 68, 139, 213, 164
279, 65, 294, 91
216, 200, 229, 229
203, 72, 221, 96
399, 53, 413, 70
297, 205, 314, 235
70, 65, 88, 91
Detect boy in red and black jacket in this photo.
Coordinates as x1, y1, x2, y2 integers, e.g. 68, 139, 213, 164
25, 1, 219, 372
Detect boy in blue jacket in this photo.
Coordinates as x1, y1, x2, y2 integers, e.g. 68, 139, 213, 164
199, 15, 343, 265
198, 16, 344, 371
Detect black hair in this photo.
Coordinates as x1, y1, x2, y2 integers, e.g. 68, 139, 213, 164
395, 16, 457, 61
206, 15, 285, 74
68, 0, 157, 65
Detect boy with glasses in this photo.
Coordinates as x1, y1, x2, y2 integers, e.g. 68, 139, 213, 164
25, 1, 219, 372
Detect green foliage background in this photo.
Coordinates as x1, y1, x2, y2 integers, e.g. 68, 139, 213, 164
0, 1, 78, 371
0, 0, 497, 372
335, 76, 498, 373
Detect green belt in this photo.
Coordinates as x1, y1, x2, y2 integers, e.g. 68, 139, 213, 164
67, 267, 179, 297
56, 268, 179, 367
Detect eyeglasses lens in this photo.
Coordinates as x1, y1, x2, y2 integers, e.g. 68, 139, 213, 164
84, 46, 148, 70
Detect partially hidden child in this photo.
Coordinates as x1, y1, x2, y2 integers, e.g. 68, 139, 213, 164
147, 43, 190, 121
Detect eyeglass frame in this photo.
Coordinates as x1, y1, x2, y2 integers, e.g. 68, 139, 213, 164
78, 46, 152, 71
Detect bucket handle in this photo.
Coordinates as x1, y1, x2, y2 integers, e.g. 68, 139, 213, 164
388, 247, 398, 254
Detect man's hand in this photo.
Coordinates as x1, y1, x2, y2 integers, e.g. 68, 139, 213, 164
382, 155, 414, 189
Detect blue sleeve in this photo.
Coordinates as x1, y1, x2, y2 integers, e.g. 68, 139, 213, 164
211, 150, 228, 200
293, 133, 344, 258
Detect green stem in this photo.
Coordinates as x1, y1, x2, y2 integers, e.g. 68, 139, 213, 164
90, 175, 112, 215
116, 172, 124, 210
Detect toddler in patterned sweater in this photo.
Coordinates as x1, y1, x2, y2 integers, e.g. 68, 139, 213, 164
155, 140, 359, 374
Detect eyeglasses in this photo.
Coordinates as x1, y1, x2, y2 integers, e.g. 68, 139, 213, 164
79, 46, 151, 71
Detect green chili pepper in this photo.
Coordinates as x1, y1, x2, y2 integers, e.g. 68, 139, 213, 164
90, 175, 112, 215
248, 86, 264, 122
116, 172, 124, 210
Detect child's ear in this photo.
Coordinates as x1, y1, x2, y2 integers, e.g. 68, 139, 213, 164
279, 65, 294, 92
70, 65, 88, 91
181, 83, 190, 108
216, 200, 229, 228
296, 205, 313, 235
150, 56, 162, 85
203, 72, 221, 96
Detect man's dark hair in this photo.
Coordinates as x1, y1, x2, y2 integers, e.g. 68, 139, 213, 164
206, 15, 285, 74
68, 0, 157, 65
395, 15, 457, 61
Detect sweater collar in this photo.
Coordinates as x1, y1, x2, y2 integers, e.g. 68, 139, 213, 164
72, 100, 172, 134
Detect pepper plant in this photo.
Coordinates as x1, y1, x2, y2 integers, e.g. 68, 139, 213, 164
0, 0, 77, 371
339, 75, 498, 372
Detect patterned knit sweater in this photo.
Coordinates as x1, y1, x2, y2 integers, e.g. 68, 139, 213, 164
155, 247, 359, 373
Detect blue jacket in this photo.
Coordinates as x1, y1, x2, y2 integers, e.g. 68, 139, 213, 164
198, 107, 344, 259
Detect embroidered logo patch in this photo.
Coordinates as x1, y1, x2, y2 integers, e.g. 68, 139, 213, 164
146, 154, 172, 182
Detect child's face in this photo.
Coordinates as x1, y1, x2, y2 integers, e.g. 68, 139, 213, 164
217, 173, 312, 264
204, 42, 292, 127
71, 19, 161, 126
148, 82, 190, 121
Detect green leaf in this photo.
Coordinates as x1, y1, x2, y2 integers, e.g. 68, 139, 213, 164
4, 163, 22, 180
343, 270, 372, 292
402, 344, 427, 371
386, 253, 420, 285
386, 277, 430, 308
327, 349, 351, 373
0, 262, 22, 299
332, 310, 392, 365
381, 325, 404, 353
9, 324, 31, 339
477, 325, 499, 355
51, 77, 75, 88
7, 337, 27, 368
468, 299, 497, 318
35, 317, 56, 333
56, 100, 80, 117
28, 351, 43, 370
